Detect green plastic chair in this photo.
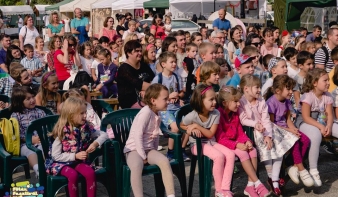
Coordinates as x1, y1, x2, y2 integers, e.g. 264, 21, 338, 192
176, 104, 213, 197
91, 100, 114, 119
0, 73, 8, 79
0, 132, 13, 192
100, 108, 187, 197
26, 115, 115, 197
0, 95, 10, 103
0, 106, 53, 119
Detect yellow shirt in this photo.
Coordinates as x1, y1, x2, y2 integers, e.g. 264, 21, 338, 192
329, 67, 336, 93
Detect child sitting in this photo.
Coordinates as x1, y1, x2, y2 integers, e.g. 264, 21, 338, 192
328, 47, 338, 92
199, 61, 221, 92
226, 54, 254, 88
79, 41, 94, 76
182, 43, 199, 99
294, 51, 314, 92
215, 58, 230, 87
10, 62, 39, 94
216, 86, 269, 197
265, 75, 313, 188
20, 44, 44, 83
261, 57, 287, 96
124, 84, 176, 197
46, 97, 108, 197
151, 52, 188, 161
284, 47, 299, 79
195, 42, 216, 83
35, 72, 61, 114
10, 86, 47, 179
181, 84, 235, 197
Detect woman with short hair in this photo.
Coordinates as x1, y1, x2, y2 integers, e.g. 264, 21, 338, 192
46, 11, 65, 38
98, 17, 116, 42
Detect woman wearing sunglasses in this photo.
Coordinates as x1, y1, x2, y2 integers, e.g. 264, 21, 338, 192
98, 17, 116, 42
245, 33, 262, 51
54, 35, 81, 89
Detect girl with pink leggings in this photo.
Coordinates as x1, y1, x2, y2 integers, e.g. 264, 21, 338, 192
45, 97, 108, 197
181, 85, 235, 197
216, 87, 270, 197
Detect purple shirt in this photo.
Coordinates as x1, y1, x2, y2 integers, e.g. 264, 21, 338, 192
96, 63, 118, 86
0, 48, 7, 73
266, 95, 292, 128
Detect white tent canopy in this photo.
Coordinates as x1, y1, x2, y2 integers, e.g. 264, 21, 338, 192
73, 0, 101, 11
60, 0, 81, 12
111, 0, 144, 11
34, 5, 49, 15
169, 0, 239, 19
0, 5, 33, 15
92, 0, 118, 9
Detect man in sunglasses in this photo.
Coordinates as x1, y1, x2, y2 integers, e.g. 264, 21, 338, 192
71, 8, 89, 44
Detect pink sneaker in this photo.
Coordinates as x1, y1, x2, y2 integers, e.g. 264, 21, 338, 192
244, 185, 259, 197
255, 183, 270, 197
215, 190, 233, 197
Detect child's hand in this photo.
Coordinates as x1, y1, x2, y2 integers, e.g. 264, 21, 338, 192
264, 136, 273, 150
143, 159, 148, 164
319, 125, 326, 137
188, 129, 202, 138
179, 99, 184, 107
254, 123, 265, 133
324, 125, 332, 137
139, 90, 145, 98
0, 101, 7, 110
169, 92, 179, 99
32, 135, 40, 144
236, 143, 248, 151
76, 151, 88, 160
289, 128, 301, 137
86, 142, 99, 153
95, 83, 103, 91
245, 141, 253, 150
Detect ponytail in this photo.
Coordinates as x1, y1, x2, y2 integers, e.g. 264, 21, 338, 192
264, 87, 274, 101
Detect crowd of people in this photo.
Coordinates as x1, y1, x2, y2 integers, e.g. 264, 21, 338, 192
1, 6, 338, 197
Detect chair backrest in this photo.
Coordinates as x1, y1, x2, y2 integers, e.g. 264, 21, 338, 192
100, 108, 140, 155
0, 94, 10, 104
176, 104, 193, 132
26, 115, 59, 188
91, 100, 113, 119
0, 106, 53, 119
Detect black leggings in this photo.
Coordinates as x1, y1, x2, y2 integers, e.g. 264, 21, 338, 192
58, 80, 66, 90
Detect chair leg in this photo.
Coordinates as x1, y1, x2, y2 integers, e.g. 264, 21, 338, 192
122, 168, 131, 197
154, 173, 165, 197
188, 156, 197, 197
172, 164, 187, 197
203, 157, 212, 197
23, 164, 31, 179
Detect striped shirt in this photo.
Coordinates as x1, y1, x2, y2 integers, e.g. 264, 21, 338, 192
20, 57, 43, 71
314, 44, 334, 73
0, 77, 14, 97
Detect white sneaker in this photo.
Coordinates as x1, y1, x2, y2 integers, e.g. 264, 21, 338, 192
288, 166, 300, 184
310, 171, 322, 187
299, 170, 314, 187
157, 145, 163, 151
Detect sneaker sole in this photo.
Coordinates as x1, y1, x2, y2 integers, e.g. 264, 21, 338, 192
243, 190, 254, 197
288, 168, 300, 185
322, 145, 334, 154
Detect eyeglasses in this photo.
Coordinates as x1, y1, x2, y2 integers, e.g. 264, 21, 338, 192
251, 42, 261, 47
251, 55, 260, 59
68, 44, 75, 47
126, 17, 132, 20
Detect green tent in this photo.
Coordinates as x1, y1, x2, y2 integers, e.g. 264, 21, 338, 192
144, 0, 169, 8
284, 0, 336, 31
45, 0, 73, 11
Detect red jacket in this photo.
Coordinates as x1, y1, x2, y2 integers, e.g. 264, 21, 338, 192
216, 107, 251, 150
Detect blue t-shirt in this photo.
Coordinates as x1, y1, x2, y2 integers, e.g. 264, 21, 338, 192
212, 18, 231, 31
226, 72, 240, 88
0, 48, 6, 73
70, 17, 88, 36
47, 24, 64, 33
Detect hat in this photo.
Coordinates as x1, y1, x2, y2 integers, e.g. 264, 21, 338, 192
268, 57, 284, 72
234, 54, 253, 69
281, 30, 289, 37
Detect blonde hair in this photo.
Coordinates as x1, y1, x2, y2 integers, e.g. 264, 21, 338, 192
9, 63, 26, 82
239, 74, 261, 91
199, 61, 220, 83
143, 84, 168, 108
49, 11, 61, 24
165, 16, 171, 23
198, 42, 216, 56
128, 20, 137, 27
12, 39, 20, 47
302, 68, 328, 94
34, 36, 44, 49
217, 86, 242, 108
62, 88, 87, 102
39, 72, 59, 106
52, 97, 86, 140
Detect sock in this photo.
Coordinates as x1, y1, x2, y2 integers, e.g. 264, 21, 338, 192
247, 181, 254, 186
254, 180, 262, 187
272, 180, 279, 188
309, 168, 319, 175
167, 195, 175, 197
33, 164, 39, 176
299, 169, 308, 176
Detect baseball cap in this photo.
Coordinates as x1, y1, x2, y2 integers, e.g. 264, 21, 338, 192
234, 54, 254, 69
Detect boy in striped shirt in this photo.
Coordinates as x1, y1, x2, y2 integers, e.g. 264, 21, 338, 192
20, 44, 44, 83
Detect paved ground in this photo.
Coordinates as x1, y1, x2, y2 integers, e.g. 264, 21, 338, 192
8, 137, 338, 197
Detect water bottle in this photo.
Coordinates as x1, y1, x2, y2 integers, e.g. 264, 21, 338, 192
317, 107, 327, 126
88, 83, 92, 92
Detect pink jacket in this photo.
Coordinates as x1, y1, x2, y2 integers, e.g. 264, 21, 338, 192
123, 106, 162, 159
260, 43, 279, 57
238, 96, 272, 137
216, 107, 251, 150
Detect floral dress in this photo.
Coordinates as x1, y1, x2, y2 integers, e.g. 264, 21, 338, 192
45, 123, 95, 176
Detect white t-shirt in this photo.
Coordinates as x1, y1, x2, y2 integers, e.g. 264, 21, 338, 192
19, 26, 40, 47
90, 59, 100, 77
262, 78, 273, 96
287, 62, 300, 79
18, 18, 23, 28
80, 56, 93, 76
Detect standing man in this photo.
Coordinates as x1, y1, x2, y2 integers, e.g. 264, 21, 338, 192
0, 34, 11, 73
212, 9, 231, 32
306, 25, 322, 42
18, 15, 23, 33
71, 8, 89, 44
315, 27, 338, 73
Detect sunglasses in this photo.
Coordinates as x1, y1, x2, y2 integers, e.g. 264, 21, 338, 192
251, 42, 261, 47
126, 18, 132, 20
68, 44, 75, 47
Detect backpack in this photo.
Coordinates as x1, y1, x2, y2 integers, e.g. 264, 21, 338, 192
157, 72, 180, 92
321, 46, 329, 65
69, 71, 94, 89
0, 118, 20, 156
